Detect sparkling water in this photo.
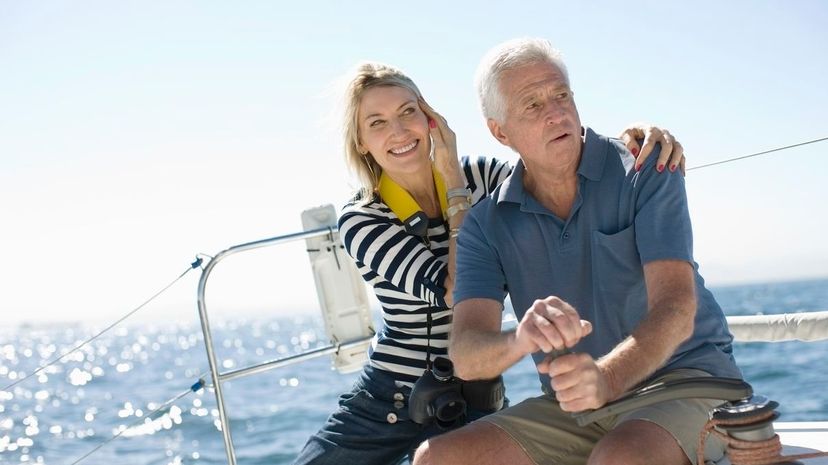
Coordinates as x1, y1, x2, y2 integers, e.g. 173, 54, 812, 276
1, 279, 826, 464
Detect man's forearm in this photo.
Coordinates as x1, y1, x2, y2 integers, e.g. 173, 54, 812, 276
597, 300, 695, 400
449, 328, 526, 381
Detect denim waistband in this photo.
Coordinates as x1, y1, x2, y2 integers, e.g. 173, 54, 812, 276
357, 365, 414, 400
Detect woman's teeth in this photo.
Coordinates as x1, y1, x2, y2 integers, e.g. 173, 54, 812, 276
390, 140, 417, 154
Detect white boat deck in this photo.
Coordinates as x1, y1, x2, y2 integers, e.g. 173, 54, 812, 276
715, 421, 828, 465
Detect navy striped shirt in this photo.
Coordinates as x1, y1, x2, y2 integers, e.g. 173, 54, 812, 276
338, 156, 511, 385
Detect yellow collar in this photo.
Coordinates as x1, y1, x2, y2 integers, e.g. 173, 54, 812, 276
378, 168, 447, 236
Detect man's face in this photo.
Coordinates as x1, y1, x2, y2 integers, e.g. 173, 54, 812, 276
488, 61, 582, 167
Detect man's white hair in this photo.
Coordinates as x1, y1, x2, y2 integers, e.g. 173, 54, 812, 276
474, 37, 570, 123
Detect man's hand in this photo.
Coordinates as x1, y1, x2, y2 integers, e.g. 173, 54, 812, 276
538, 353, 614, 412
514, 296, 592, 355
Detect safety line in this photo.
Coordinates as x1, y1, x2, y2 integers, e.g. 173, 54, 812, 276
1, 258, 203, 392
687, 136, 828, 171
68, 376, 208, 465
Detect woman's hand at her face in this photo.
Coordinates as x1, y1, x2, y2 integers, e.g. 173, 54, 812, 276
419, 98, 464, 188
619, 124, 687, 175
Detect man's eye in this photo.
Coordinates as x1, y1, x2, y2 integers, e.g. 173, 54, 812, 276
556, 91, 570, 100
526, 102, 540, 110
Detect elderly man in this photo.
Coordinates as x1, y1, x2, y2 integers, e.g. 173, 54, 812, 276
412, 38, 741, 465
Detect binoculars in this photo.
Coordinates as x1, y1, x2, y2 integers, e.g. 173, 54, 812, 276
408, 356, 505, 429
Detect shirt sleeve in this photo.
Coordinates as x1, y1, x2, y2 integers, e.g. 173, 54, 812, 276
462, 156, 513, 205
632, 153, 695, 265
453, 208, 508, 305
338, 203, 448, 307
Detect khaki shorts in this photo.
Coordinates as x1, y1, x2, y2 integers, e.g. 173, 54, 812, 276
482, 369, 726, 465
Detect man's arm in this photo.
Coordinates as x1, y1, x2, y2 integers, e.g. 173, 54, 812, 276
598, 259, 697, 394
450, 296, 593, 381
545, 259, 696, 412
449, 298, 516, 380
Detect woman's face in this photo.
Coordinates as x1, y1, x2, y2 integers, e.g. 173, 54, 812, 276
357, 85, 431, 179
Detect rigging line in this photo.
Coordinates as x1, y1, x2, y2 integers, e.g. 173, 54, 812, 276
686, 136, 828, 171
68, 374, 208, 465
2, 258, 203, 392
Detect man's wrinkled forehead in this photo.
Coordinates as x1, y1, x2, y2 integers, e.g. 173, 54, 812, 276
500, 61, 569, 102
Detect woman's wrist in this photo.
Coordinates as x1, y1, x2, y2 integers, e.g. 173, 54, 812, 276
437, 162, 465, 189
447, 187, 472, 204
446, 201, 470, 220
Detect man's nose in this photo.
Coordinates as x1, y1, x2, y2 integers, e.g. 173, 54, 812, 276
544, 100, 566, 125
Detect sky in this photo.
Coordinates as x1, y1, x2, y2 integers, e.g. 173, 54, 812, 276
1, 0, 826, 325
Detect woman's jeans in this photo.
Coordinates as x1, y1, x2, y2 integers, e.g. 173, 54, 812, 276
292, 364, 504, 465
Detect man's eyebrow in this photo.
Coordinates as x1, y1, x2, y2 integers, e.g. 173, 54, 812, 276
515, 83, 570, 104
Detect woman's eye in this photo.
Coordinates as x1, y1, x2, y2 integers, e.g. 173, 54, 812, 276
401, 107, 415, 116
369, 120, 385, 128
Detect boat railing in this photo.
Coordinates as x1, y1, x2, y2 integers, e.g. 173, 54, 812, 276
197, 225, 373, 465
196, 224, 828, 465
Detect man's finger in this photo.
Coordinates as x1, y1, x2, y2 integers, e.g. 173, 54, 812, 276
533, 316, 566, 352
549, 370, 580, 392
526, 315, 559, 353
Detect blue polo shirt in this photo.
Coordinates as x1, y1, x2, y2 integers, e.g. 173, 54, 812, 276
455, 127, 741, 385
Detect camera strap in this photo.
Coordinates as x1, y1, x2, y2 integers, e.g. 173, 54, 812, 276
425, 308, 433, 369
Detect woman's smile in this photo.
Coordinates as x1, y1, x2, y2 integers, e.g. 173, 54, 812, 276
389, 140, 419, 156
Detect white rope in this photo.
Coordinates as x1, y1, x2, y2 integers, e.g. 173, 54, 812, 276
727, 311, 828, 342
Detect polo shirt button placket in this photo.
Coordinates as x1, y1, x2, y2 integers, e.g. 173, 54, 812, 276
558, 227, 573, 254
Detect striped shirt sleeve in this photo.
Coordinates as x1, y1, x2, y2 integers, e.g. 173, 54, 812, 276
462, 156, 512, 205
338, 201, 448, 308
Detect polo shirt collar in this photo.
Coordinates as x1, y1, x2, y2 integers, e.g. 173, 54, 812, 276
578, 127, 606, 182
497, 126, 606, 205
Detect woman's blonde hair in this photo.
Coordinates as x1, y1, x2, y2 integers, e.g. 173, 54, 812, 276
342, 62, 423, 200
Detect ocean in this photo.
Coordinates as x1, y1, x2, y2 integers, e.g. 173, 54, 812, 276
1, 278, 826, 465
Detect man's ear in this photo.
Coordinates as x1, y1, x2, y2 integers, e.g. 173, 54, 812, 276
487, 118, 511, 147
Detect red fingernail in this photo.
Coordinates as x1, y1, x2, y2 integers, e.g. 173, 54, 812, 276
636, 164, 641, 172
670, 164, 677, 172
429, 119, 436, 129
657, 164, 664, 173
631, 147, 639, 156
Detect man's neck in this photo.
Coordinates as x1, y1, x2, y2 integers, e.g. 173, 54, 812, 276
522, 154, 581, 220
